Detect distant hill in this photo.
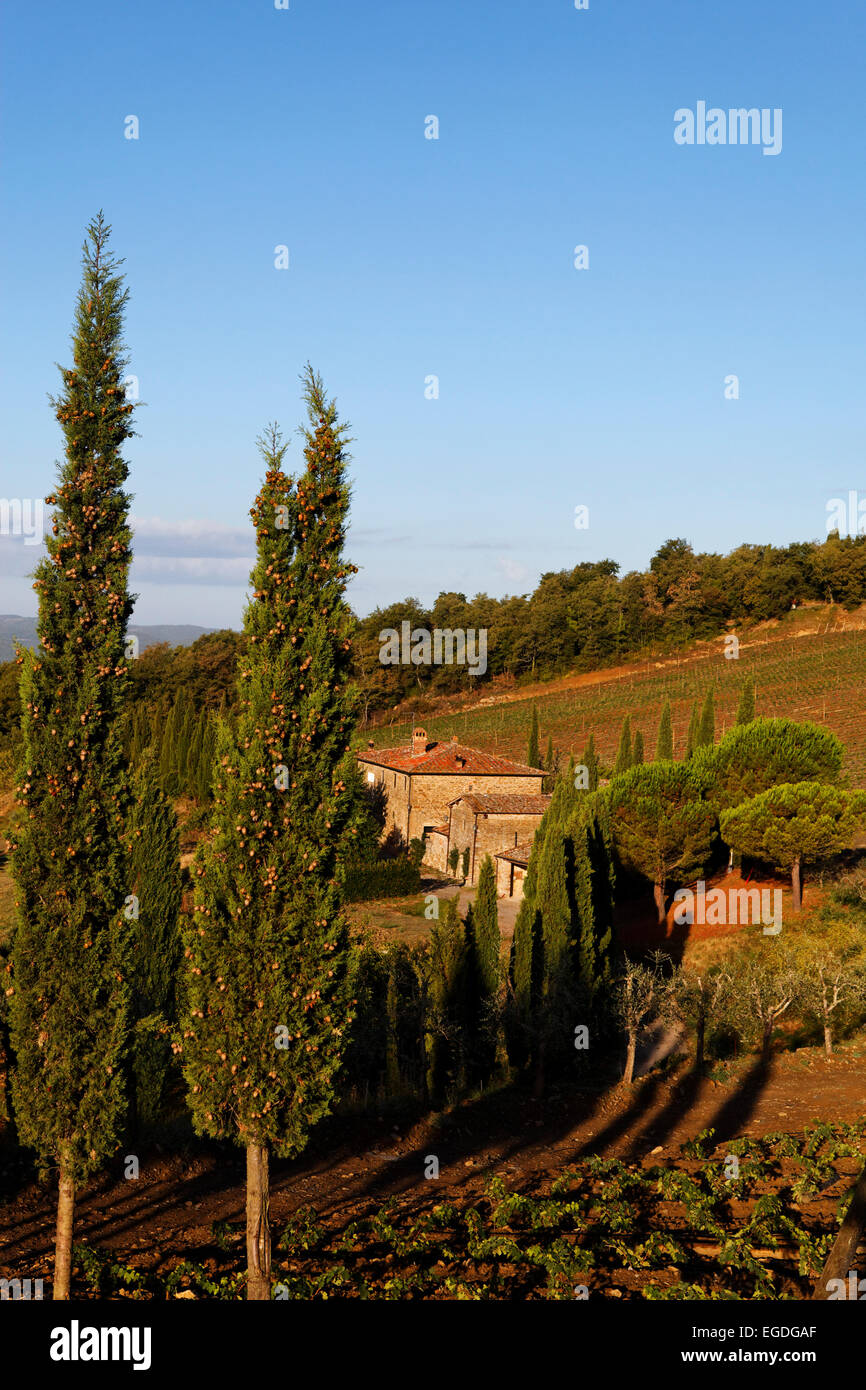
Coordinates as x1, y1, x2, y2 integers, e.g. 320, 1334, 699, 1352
0, 616, 216, 662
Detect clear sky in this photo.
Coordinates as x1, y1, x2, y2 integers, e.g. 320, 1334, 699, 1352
1, 0, 864, 628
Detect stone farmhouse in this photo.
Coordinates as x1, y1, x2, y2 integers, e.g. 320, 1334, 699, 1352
357, 727, 549, 896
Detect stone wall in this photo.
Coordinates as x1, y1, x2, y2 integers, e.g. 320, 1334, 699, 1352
357, 760, 544, 849
448, 802, 546, 884
496, 856, 528, 900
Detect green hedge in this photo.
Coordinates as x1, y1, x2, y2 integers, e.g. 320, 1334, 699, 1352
342, 860, 422, 903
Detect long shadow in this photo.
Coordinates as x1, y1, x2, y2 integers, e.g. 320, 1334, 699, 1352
571, 1073, 665, 1159
700, 1049, 774, 1146
623, 1066, 705, 1159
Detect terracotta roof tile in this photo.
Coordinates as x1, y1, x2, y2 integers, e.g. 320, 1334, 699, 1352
357, 739, 546, 778
495, 840, 535, 866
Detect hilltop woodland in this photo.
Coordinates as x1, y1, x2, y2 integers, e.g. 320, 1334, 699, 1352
1, 219, 866, 1302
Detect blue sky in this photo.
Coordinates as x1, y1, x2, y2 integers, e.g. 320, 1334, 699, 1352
1, 0, 864, 628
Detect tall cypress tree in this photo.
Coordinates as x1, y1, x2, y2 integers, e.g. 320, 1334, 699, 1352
580, 733, 599, 791
532, 827, 573, 1095
181, 370, 358, 1299
698, 687, 715, 748
632, 729, 644, 765
467, 853, 500, 1082
425, 896, 467, 1106
736, 679, 755, 725
527, 706, 540, 769
158, 700, 178, 796
196, 710, 216, 804
655, 701, 673, 761
685, 700, 700, 759
613, 715, 632, 775
8, 214, 137, 1299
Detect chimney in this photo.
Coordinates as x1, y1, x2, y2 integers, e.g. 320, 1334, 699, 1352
412, 727, 427, 755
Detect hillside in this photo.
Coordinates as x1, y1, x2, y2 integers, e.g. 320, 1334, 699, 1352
361, 604, 866, 786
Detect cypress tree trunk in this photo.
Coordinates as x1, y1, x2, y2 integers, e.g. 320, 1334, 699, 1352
54, 1170, 75, 1300
246, 1144, 271, 1300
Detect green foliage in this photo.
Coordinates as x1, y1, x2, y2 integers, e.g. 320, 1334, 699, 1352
9, 214, 136, 1186
128, 754, 183, 1127
694, 717, 843, 815
341, 858, 421, 902
632, 729, 644, 765
720, 782, 866, 876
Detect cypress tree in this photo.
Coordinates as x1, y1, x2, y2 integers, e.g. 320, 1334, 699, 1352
613, 715, 632, 775
632, 729, 644, 765
568, 801, 615, 1001
545, 733, 554, 772
580, 733, 599, 791
158, 700, 178, 796
174, 691, 193, 796
685, 701, 700, 759
532, 827, 573, 1094
468, 854, 500, 1082
698, 687, 715, 747
527, 706, 540, 769
181, 370, 358, 1300
128, 753, 182, 1127
8, 214, 137, 1299
384, 963, 401, 1096
736, 680, 756, 725
655, 701, 673, 762
425, 896, 467, 1106
509, 823, 545, 1071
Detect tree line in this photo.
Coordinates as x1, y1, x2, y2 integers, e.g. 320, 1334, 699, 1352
353, 535, 866, 716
